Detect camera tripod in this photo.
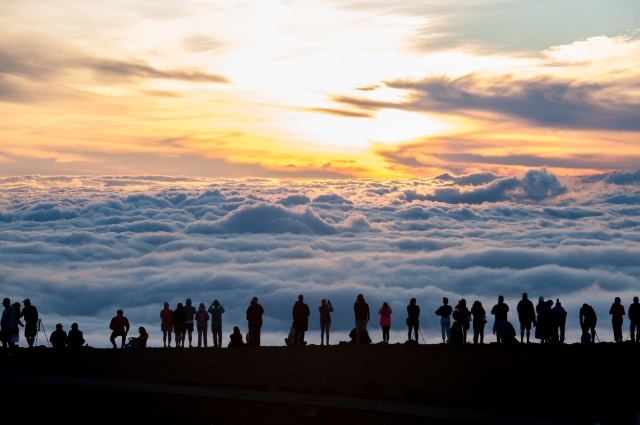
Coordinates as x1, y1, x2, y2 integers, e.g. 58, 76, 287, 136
33, 319, 50, 347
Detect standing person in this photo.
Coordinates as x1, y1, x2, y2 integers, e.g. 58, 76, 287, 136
67, 323, 85, 348
551, 300, 567, 344
579, 303, 597, 343
246, 297, 264, 348
12, 302, 23, 347
455, 299, 470, 343
208, 300, 225, 348
406, 298, 420, 343
319, 299, 333, 345
183, 299, 196, 348
50, 324, 68, 348
471, 301, 486, 344
491, 296, 509, 343
378, 302, 393, 345
517, 293, 537, 344
173, 303, 186, 348
353, 294, 370, 345
1, 298, 15, 355
629, 297, 640, 342
435, 297, 453, 344
20, 299, 38, 348
292, 295, 310, 346
609, 297, 625, 343
160, 302, 173, 348
536, 297, 552, 344
195, 303, 210, 348
109, 309, 130, 349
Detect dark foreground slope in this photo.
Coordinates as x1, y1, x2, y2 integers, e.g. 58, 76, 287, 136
1, 343, 638, 424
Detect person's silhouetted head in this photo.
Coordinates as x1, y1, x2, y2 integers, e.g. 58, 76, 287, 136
472, 300, 482, 309
251, 297, 258, 305
23, 298, 31, 306
539, 296, 544, 303
2, 298, 9, 307
547, 300, 553, 306
186, 298, 192, 306
583, 303, 589, 307
117, 309, 123, 315
321, 298, 327, 306
615, 297, 621, 304
381, 302, 389, 315
634, 297, 639, 303
213, 300, 220, 306
163, 301, 169, 309
357, 294, 364, 302
233, 326, 241, 334
56, 323, 63, 330
410, 298, 416, 305
522, 293, 528, 299
498, 295, 504, 303
459, 299, 466, 308
71, 323, 78, 330
139, 326, 147, 336
556, 300, 561, 306
298, 295, 304, 302
176, 303, 183, 311
443, 297, 448, 305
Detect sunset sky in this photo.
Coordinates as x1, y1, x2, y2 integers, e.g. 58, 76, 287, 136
1, 0, 639, 178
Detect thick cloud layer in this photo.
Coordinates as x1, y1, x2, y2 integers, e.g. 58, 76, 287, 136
2, 171, 640, 347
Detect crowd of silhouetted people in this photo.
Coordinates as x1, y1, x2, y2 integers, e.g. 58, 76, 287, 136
1, 293, 640, 353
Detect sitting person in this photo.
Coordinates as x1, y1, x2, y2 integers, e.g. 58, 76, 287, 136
348, 328, 371, 344
50, 324, 68, 348
449, 321, 463, 344
502, 322, 520, 344
126, 327, 149, 348
228, 326, 246, 347
67, 323, 85, 348
284, 325, 296, 346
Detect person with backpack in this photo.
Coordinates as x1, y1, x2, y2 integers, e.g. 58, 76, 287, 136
406, 298, 420, 343
517, 293, 536, 344
172, 303, 186, 348
609, 297, 625, 343
435, 297, 453, 344
551, 299, 567, 344
579, 303, 597, 343
491, 296, 509, 343
208, 300, 225, 348
109, 309, 130, 349
353, 294, 370, 344
246, 297, 264, 348
629, 297, 640, 342
319, 299, 333, 345
183, 298, 197, 348
455, 299, 470, 343
471, 300, 486, 344
292, 295, 310, 346
378, 302, 393, 345
195, 303, 210, 348
160, 302, 173, 348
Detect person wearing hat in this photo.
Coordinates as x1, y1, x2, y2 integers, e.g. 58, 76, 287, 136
50, 324, 68, 348
20, 299, 38, 348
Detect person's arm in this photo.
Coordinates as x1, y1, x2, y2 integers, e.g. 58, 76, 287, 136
328, 303, 334, 313
366, 305, 370, 322
220, 306, 225, 314
622, 306, 626, 316
609, 306, 613, 315
109, 319, 114, 331
125, 318, 130, 333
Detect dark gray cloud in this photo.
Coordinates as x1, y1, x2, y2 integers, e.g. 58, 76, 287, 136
433, 172, 501, 186
584, 170, 640, 185
89, 59, 230, 83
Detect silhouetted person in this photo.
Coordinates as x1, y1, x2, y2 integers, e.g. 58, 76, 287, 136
127, 326, 148, 348
471, 300, 486, 344
183, 298, 196, 348
1, 298, 14, 355
491, 295, 509, 343
503, 323, 519, 344
354, 294, 370, 344
20, 298, 38, 348
160, 302, 173, 348
246, 297, 264, 348
536, 297, 552, 344
319, 299, 333, 345
109, 309, 130, 349
435, 297, 453, 343
67, 323, 85, 348
208, 300, 225, 348
455, 299, 470, 343
349, 327, 371, 344
406, 298, 420, 343
173, 303, 186, 348
228, 326, 246, 348
50, 324, 68, 348
285, 324, 296, 346
609, 297, 625, 343
517, 293, 536, 343
378, 302, 393, 345
292, 295, 310, 346
195, 303, 210, 348
552, 300, 567, 344
629, 297, 640, 342
579, 303, 597, 343
449, 320, 463, 344
12, 302, 23, 346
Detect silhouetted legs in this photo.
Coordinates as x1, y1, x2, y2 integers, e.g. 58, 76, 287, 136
320, 323, 330, 345
294, 330, 305, 345
612, 318, 623, 342
110, 330, 126, 349
197, 324, 207, 347
382, 325, 390, 343
184, 323, 193, 348
248, 325, 261, 348
460, 320, 469, 343
553, 320, 566, 343
520, 322, 531, 343
631, 321, 639, 342
162, 326, 172, 348
407, 323, 418, 342
355, 319, 367, 344
473, 322, 484, 344
25, 322, 37, 348
440, 317, 451, 343
212, 324, 222, 348
582, 324, 596, 343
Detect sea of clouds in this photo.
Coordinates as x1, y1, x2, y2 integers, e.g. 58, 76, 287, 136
2, 169, 640, 347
